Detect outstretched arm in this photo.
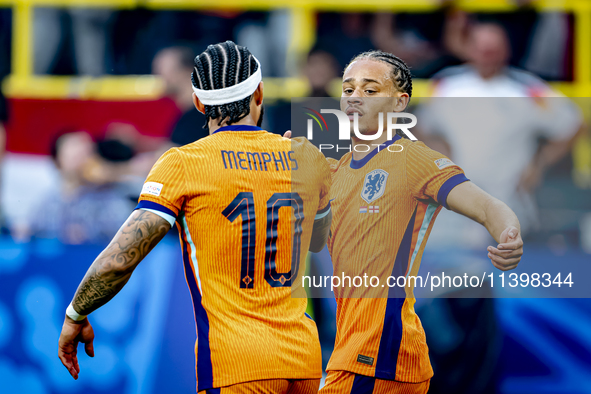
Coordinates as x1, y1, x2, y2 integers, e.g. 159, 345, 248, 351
446, 181, 523, 271
58, 209, 171, 380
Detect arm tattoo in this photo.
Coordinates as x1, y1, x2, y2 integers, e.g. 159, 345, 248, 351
71, 210, 171, 315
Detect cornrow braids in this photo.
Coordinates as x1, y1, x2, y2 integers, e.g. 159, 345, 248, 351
191, 41, 260, 129
346, 50, 413, 99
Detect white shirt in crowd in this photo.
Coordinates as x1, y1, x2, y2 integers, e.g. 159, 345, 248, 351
418, 65, 582, 249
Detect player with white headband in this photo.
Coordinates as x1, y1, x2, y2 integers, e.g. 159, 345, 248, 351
58, 41, 332, 394
191, 55, 262, 106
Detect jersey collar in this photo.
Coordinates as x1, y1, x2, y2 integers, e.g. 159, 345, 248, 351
350, 135, 402, 169
212, 125, 263, 134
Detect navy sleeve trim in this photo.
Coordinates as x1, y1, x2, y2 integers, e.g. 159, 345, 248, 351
317, 201, 331, 215
437, 174, 470, 210
135, 200, 178, 218
213, 125, 263, 134
315, 201, 331, 220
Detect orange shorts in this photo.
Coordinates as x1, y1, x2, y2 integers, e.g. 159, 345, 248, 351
320, 371, 430, 394
198, 379, 320, 394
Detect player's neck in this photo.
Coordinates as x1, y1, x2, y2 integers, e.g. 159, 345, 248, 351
208, 116, 259, 135
351, 133, 389, 161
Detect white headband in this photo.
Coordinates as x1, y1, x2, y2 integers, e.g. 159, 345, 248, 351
192, 57, 262, 106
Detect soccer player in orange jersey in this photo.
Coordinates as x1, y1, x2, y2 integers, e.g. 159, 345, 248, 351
58, 41, 332, 394
316, 51, 524, 393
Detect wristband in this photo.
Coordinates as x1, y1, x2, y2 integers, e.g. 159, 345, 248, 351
66, 303, 87, 321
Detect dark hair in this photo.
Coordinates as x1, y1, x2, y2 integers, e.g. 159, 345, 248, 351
96, 139, 135, 163
346, 50, 413, 99
191, 41, 259, 128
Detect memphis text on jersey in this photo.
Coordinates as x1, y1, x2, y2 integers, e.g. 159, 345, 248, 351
221, 150, 299, 171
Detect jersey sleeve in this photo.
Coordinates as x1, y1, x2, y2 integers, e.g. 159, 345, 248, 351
406, 142, 469, 210
135, 148, 186, 224
326, 157, 340, 174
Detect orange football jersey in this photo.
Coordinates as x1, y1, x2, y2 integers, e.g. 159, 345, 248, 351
136, 126, 330, 391
326, 136, 468, 382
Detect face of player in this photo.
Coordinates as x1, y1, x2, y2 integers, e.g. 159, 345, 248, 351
341, 59, 408, 137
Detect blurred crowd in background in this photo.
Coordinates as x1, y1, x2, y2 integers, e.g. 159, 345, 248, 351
1, 2, 591, 393
0, 3, 588, 245
21, 7, 576, 79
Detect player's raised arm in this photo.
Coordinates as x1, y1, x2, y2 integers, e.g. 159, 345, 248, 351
446, 181, 523, 271
58, 209, 171, 380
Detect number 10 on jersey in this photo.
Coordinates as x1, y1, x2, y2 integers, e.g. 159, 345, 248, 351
222, 192, 304, 289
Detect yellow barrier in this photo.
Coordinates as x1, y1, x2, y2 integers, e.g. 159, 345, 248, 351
3, 0, 591, 100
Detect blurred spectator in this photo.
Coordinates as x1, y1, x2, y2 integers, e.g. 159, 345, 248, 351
523, 13, 571, 80
313, 8, 571, 81
103, 122, 168, 183
104, 122, 165, 154
153, 46, 208, 146
418, 22, 583, 245
0, 89, 6, 233
0, 8, 10, 233
0, 8, 10, 77
304, 49, 340, 97
111, 10, 240, 75
30, 131, 135, 244
370, 12, 456, 78
316, 11, 460, 78
262, 49, 339, 140
415, 24, 582, 393
315, 13, 374, 70
236, 10, 290, 77
34, 8, 113, 75
444, 8, 572, 81
441, 22, 511, 83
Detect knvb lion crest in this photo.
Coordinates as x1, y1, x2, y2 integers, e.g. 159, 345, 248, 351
361, 169, 388, 204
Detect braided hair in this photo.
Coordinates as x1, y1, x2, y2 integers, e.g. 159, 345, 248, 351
191, 41, 260, 128
346, 50, 413, 99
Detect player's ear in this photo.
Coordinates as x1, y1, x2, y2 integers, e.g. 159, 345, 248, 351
253, 81, 264, 106
392, 92, 409, 112
193, 93, 205, 114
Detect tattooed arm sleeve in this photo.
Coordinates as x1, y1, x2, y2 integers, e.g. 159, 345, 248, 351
70, 209, 171, 316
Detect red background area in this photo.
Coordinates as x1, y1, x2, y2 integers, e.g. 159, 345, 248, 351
5, 98, 181, 155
